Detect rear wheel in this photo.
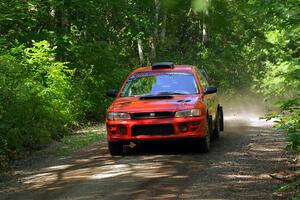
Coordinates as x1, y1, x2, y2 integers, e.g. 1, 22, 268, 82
199, 115, 212, 153
108, 141, 123, 156
219, 106, 224, 131
213, 109, 221, 140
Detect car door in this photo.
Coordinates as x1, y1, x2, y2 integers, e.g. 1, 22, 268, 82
196, 68, 218, 121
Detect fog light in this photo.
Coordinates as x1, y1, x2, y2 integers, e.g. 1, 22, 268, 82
179, 123, 189, 132
118, 125, 127, 134
108, 125, 117, 134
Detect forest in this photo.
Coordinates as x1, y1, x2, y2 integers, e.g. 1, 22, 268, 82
0, 0, 299, 166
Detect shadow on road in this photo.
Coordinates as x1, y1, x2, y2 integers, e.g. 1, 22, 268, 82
1, 118, 289, 200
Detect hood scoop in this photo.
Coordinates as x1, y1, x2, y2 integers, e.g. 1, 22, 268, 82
177, 99, 191, 103
139, 95, 173, 100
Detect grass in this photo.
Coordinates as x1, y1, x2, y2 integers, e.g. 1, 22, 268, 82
276, 176, 300, 199
41, 124, 106, 156
278, 179, 300, 192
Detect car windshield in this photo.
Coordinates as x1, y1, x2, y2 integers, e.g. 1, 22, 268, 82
120, 71, 199, 97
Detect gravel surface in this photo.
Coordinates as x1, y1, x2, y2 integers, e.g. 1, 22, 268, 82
0, 117, 293, 200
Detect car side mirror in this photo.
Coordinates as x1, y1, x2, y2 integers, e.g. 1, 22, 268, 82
106, 89, 117, 98
204, 86, 217, 94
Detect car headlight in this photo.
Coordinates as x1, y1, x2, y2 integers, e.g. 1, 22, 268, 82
107, 112, 131, 120
175, 109, 201, 118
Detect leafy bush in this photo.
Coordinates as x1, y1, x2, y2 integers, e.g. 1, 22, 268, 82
266, 98, 300, 152
0, 41, 78, 159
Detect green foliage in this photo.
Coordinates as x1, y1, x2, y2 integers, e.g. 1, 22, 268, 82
259, 61, 300, 98
192, 0, 210, 12
278, 179, 300, 192
266, 98, 300, 152
254, 0, 300, 156
288, 132, 300, 151
0, 41, 77, 158
278, 179, 300, 199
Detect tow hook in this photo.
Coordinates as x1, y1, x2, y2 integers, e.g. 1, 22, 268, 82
123, 142, 137, 152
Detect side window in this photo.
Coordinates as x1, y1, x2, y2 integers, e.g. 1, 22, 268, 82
195, 68, 208, 89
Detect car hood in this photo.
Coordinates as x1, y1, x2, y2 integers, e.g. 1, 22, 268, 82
109, 95, 200, 113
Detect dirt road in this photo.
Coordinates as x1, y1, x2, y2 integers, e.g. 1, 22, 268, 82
0, 116, 292, 200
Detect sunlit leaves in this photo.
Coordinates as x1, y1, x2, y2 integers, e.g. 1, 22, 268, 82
265, 30, 287, 45
192, 0, 210, 13
0, 41, 77, 156
259, 61, 300, 97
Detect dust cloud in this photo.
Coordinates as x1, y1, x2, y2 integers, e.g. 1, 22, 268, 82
220, 93, 273, 127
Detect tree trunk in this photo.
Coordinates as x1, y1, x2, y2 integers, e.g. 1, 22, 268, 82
160, 9, 167, 43
149, 0, 160, 63
202, 0, 209, 47
149, 37, 156, 64
49, 6, 55, 29
137, 39, 144, 66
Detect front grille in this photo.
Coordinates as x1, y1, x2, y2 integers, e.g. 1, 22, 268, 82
131, 124, 174, 136
131, 112, 174, 119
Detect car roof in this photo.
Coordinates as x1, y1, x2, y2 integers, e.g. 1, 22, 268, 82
132, 65, 195, 73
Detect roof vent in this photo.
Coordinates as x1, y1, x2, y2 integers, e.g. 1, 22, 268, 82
152, 62, 174, 70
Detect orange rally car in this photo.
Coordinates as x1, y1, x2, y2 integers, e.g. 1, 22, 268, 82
106, 62, 224, 155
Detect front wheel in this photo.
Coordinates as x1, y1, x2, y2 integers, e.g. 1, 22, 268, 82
108, 141, 123, 156
198, 115, 212, 153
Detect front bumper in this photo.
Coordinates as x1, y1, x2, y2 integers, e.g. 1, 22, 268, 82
106, 116, 207, 142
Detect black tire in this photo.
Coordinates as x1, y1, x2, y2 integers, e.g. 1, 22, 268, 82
219, 106, 224, 131
213, 110, 220, 140
199, 115, 212, 153
108, 141, 123, 156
